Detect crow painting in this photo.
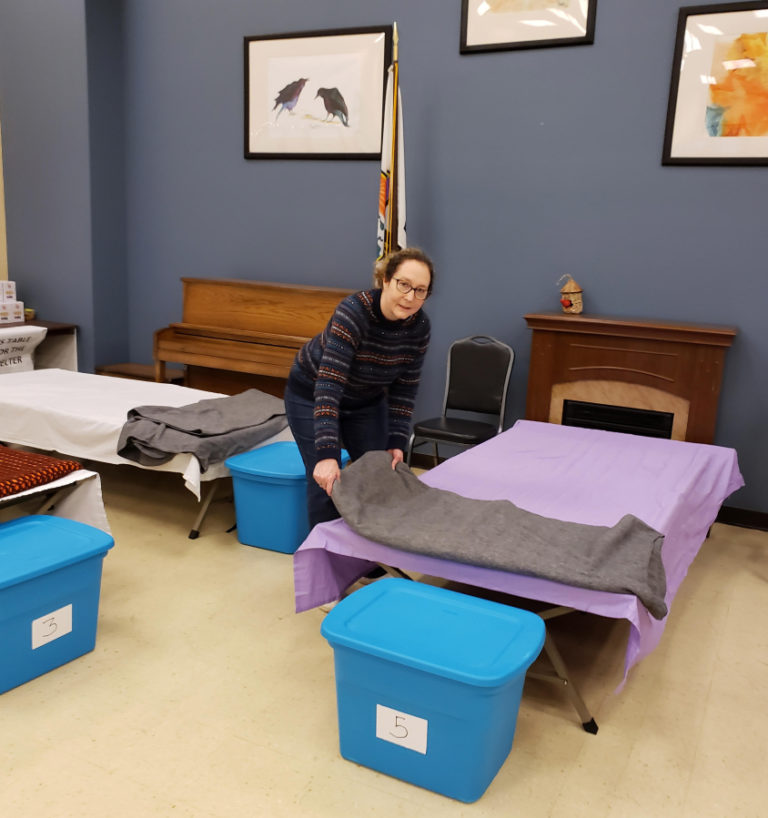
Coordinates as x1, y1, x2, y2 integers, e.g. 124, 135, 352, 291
315, 87, 349, 127
273, 78, 308, 120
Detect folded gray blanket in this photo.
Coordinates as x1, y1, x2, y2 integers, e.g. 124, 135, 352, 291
117, 388, 288, 471
332, 451, 667, 619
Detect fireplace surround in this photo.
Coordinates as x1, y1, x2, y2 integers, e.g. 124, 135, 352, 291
524, 313, 737, 444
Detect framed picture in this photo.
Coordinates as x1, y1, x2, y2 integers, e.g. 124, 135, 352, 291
663, 2, 768, 165
460, 0, 597, 53
244, 26, 392, 160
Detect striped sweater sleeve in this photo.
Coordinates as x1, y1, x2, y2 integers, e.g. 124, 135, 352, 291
313, 297, 365, 462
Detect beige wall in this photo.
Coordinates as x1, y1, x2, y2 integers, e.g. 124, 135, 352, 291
0, 119, 8, 280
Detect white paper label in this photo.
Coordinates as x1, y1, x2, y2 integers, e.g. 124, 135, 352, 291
376, 704, 428, 755
31, 604, 73, 649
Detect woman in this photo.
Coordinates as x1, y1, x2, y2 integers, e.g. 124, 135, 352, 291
284, 247, 434, 529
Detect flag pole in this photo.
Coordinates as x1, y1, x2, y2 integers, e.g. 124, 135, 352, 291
385, 22, 399, 258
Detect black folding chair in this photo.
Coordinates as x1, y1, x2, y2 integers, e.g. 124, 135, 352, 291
406, 335, 514, 466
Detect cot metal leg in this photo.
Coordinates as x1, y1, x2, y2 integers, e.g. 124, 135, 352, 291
35, 489, 65, 514
528, 627, 598, 734
379, 564, 415, 581
335, 564, 414, 599
34, 484, 78, 515
357, 579, 597, 733
188, 481, 218, 539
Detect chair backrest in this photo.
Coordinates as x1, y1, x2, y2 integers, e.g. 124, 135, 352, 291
442, 336, 514, 428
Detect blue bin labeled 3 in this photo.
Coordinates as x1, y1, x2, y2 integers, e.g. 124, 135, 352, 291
0, 515, 114, 695
321, 578, 546, 802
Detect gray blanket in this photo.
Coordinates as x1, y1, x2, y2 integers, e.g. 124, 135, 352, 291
332, 451, 668, 619
117, 388, 288, 471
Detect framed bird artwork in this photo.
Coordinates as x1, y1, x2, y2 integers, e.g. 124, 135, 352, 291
460, 0, 597, 53
245, 26, 392, 159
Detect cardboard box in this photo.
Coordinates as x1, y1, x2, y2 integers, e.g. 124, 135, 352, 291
0, 300, 24, 324
0, 280, 17, 302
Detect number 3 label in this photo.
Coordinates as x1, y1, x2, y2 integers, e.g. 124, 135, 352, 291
31, 604, 73, 649
376, 704, 428, 754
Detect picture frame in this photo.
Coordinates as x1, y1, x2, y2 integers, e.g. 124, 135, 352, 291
244, 26, 392, 160
662, 2, 768, 166
460, 0, 597, 54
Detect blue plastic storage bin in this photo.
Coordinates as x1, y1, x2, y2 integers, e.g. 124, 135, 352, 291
321, 578, 545, 802
226, 442, 349, 553
0, 515, 114, 695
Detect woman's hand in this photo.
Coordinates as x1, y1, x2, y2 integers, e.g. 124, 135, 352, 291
313, 458, 341, 496
388, 448, 404, 469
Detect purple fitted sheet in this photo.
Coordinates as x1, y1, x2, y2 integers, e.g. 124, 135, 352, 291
293, 420, 743, 684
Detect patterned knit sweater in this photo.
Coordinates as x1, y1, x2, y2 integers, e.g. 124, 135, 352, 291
289, 289, 431, 463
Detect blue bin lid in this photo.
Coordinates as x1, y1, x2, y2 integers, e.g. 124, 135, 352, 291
321, 579, 545, 687
226, 441, 349, 480
0, 515, 114, 590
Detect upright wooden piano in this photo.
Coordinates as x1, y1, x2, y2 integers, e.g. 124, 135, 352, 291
153, 278, 352, 396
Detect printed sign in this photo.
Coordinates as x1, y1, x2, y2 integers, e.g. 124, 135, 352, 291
375, 704, 428, 755
0, 325, 47, 372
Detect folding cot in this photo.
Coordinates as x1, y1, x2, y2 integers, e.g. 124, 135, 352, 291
293, 420, 743, 729
0, 368, 293, 536
0, 466, 110, 533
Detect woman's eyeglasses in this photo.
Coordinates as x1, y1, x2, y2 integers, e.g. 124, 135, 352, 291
393, 278, 430, 300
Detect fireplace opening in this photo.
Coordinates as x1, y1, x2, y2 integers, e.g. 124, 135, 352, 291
562, 399, 674, 439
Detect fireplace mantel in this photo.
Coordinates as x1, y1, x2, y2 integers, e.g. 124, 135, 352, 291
524, 312, 737, 444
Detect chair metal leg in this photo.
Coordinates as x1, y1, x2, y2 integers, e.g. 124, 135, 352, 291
406, 433, 416, 466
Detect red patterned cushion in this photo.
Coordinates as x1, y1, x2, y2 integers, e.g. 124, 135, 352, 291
0, 445, 82, 498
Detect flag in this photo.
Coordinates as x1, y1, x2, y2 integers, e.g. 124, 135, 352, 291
376, 34, 406, 259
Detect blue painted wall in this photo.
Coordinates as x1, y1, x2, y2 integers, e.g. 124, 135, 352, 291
86, 0, 129, 366
0, 0, 96, 362
1, 0, 766, 512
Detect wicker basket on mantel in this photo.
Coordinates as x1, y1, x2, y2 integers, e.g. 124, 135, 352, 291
559, 275, 583, 314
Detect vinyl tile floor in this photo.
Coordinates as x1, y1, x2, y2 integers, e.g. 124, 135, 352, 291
1, 462, 766, 817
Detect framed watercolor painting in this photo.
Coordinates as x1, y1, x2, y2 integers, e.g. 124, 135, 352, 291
663, 2, 768, 165
244, 26, 392, 160
460, 0, 597, 53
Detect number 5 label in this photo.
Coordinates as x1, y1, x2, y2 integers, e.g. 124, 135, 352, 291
376, 704, 428, 754
31, 604, 73, 649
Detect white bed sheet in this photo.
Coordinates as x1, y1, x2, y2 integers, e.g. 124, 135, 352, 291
0, 369, 293, 499
0, 469, 111, 533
